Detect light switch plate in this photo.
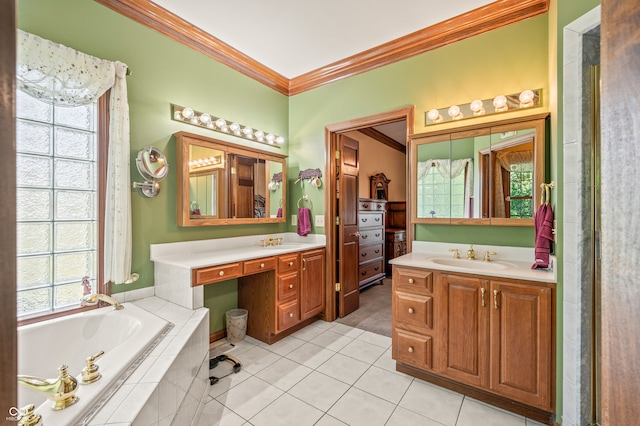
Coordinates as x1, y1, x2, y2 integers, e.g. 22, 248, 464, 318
291, 215, 297, 226
315, 215, 325, 227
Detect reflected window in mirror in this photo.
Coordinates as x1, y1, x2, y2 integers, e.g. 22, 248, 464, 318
175, 132, 287, 226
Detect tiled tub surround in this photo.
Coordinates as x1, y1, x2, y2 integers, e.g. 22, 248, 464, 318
85, 296, 210, 425
150, 233, 326, 310
393, 241, 556, 283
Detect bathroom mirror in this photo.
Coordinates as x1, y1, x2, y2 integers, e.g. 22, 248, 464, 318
175, 132, 287, 226
410, 113, 548, 226
133, 146, 169, 197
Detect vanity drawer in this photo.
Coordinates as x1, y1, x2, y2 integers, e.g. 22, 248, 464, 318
277, 299, 300, 332
393, 329, 433, 370
359, 200, 386, 211
359, 243, 383, 262
244, 257, 276, 275
394, 291, 433, 330
359, 228, 384, 245
277, 272, 298, 301
359, 212, 384, 229
193, 262, 242, 286
359, 258, 384, 281
393, 266, 433, 294
278, 254, 299, 274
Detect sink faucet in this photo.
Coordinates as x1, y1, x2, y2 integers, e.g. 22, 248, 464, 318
81, 293, 123, 310
484, 251, 497, 262
448, 248, 460, 259
467, 245, 476, 260
17, 365, 79, 411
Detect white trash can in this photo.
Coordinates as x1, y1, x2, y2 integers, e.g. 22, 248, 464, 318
225, 309, 248, 344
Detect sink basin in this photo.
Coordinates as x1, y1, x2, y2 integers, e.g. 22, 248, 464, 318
428, 257, 515, 270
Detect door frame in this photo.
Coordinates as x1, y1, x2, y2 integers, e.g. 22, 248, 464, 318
323, 106, 414, 321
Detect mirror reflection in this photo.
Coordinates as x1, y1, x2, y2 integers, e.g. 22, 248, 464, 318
410, 114, 547, 226
176, 132, 287, 226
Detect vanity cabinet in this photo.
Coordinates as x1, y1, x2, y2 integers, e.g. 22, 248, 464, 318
237, 248, 325, 344
392, 266, 555, 420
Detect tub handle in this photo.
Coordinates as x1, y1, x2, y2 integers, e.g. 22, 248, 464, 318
82, 351, 105, 384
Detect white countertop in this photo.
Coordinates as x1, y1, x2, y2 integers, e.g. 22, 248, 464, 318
150, 233, 326, 269
390, 241, 556, 283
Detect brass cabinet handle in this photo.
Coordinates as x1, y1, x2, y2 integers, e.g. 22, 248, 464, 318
351, 231, 361, 237
219, 271, 224, 277
493, 289, 499, 310
408, 308, 414, 314
303, 259, 307, 271
289, 261, 294, 266
289, 284, 293, 289
288, 312, 294, 318
260, 263, 265, 268
408, 346, 414, 353
481, 287, 486, 307
408, 278, 414, 284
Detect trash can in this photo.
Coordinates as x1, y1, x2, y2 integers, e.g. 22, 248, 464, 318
225, 309, 248, 344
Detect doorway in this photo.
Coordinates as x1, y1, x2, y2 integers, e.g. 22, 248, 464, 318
323, 106, 414, 323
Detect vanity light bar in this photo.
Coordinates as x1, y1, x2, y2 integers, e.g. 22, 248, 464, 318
171, 104, 285, 148
425, 89, 541, 126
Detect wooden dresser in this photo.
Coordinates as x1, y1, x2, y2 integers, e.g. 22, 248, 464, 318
358, 198, 386, 289
385, 201, 407, 274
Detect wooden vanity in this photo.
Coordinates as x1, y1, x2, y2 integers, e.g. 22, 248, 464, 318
391, 255, 556, 424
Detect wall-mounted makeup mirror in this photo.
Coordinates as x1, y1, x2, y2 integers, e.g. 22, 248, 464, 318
133, 146, 169, 197
175, 132, 287, 226
410, 113, 548, 226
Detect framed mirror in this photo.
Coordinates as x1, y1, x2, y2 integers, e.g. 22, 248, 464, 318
175, 132, 287, 226
410, 113, 548, 226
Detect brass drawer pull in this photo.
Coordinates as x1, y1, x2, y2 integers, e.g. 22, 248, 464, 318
408, 278, 414, 284
408, 308, 414, 314
288, 312, 294, 318
408, 346, 414, 353
289, 284, 293, 289
493, 289, 499, 309
260, 263, 265, 268
481, 287, 486, 307
219, 271, 224, 277
289, 261, 294, 266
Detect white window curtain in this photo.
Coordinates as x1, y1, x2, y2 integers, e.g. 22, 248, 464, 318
17, 30, 134, 285
418, 158, 474, 216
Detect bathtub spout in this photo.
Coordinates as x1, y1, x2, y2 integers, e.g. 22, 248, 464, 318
81, 293, 123, 310
17, 365, 79, 411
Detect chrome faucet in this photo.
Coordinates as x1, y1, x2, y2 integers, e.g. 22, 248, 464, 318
81, 293, 123, 310
18, 365, 79, 411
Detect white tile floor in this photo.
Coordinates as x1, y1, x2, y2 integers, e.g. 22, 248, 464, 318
197, 322, 548, 426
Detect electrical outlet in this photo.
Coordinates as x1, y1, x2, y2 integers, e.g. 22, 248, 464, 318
291, 215, 297, 226
315, 215, 325, 227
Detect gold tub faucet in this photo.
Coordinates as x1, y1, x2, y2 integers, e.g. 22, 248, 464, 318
81, 293, 123, 310
17, 365, 79, 411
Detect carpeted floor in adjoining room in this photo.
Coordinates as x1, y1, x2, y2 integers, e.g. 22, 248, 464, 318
335, 278, 392, 337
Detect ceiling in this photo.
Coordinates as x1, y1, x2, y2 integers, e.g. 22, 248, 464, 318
152, 0, 495, 79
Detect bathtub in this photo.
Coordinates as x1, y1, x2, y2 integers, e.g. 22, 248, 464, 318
18, 303, 172, 426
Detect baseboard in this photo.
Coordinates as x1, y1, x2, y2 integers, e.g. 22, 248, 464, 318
210, 329, 226, 343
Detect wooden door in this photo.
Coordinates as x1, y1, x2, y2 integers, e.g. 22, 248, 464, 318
300, 249, 326, 320
440, 273, 490, 387
489, 280, 552, 411
337, 135, 360, 317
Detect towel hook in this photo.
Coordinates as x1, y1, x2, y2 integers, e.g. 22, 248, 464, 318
540, 181, 555, 205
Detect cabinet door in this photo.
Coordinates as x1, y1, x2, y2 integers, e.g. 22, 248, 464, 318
300, 249, 326, 321
440, 273, 490, 387
490, 281, 553, 411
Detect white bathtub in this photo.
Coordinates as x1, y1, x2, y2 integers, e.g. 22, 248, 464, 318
18, 303, 172, 426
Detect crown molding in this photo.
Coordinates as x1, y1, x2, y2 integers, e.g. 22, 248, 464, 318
95, 0, 549, 96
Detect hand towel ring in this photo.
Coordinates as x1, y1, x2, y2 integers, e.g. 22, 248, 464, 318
297, 195, 312, 210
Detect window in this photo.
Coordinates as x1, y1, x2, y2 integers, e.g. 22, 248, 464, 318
417, 167, 466, 218
507, 163, 533, 218
16, 90, 104, 318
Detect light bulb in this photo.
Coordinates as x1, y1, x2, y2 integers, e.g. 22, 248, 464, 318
215, 118, 227, 128
275, 136, 285, 144
242, 126, 253, 137
254, 130, 264, 141
427, 109, 442, 122
448, 105, 463, 120
199, 113, 211, 125
519, 89, 535, 107
229, 122, 240, 132
493, 95, 508, 112
470, 100, 485, 116
266, 133, 276, 143
181, 107, 194, 120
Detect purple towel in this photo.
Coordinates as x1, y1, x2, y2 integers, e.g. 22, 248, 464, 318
531, 203, 554, 269
297, 207, 311, 236
276, 207, 283, 218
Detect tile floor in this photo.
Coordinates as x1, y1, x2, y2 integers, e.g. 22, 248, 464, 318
197, 321, 547, 426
